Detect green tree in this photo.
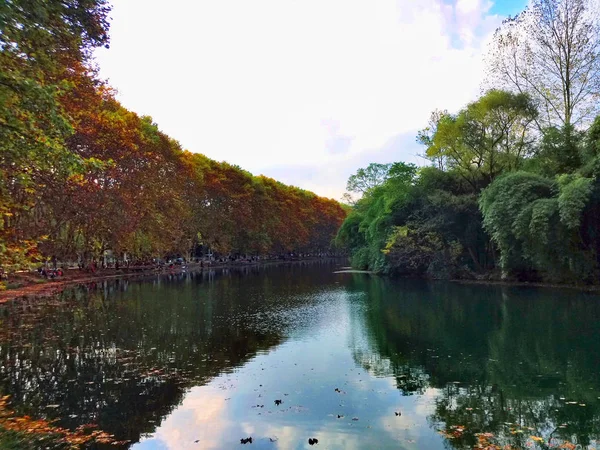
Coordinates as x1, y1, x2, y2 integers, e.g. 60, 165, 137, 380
480, 171, 598, 281
346, 163, 393, 194
529, 125, 584, 175
419, 90, 538, 189
0, 0, 111, 273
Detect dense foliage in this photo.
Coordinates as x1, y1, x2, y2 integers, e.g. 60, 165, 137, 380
339, 116, 600, 283
337, 159, 490, 279
0, 1, 345, 275
337, 16, 600, 284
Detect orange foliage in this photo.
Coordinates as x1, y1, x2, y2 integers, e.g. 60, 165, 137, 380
2, 55, 346, 269
13, 63, 347, 264
0, 395, 127, 448
181, 154, 346, 255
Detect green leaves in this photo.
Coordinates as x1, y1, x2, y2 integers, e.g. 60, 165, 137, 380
557, 175, 593, 229
480, 172, 552, 271
345, 163, 393, 194
338, 164, 486, 276
420, 90, 538, 188
480, 171, 597, 281
0, 0, 112, 272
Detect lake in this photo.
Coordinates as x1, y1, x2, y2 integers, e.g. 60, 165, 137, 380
1, 261, 600, 449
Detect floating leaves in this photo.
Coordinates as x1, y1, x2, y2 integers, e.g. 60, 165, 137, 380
436, 421, 584, 450
0, 395, 126, 448
439, 425, 465, 439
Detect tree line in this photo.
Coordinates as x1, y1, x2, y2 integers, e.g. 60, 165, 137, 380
337, 0, 600, 284
0, 0, 346, 275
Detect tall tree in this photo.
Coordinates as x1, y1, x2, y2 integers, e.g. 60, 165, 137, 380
346, 163, 393, 194
0, 0, 111, 271
419, 90, 538, 189
416, 109, 449, 170
487, 0, 600, 128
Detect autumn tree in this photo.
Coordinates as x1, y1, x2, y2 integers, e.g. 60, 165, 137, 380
0, 0, 346, 273
178, 153, 345, 259
0, 0, 111, 272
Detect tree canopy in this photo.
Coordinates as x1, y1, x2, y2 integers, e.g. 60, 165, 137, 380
486, 0, 600, 128
0, 4, 346, 276
337, 0, 600, 284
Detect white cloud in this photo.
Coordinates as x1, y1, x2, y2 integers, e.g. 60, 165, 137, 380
95, 0, 505, 199
133, 386, 231, 449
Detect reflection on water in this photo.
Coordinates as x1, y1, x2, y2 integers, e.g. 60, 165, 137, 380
1, 262, 600, 449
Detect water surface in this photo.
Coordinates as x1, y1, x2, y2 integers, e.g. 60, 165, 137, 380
1, 262, 600, 449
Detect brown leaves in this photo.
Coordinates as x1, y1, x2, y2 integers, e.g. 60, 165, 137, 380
438, 424, 465, 439
437, 423, 581, 450
0, 395, 123, 448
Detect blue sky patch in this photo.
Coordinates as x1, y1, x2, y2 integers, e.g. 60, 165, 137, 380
490, 0, 528, 17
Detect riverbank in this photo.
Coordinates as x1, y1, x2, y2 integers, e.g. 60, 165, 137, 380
0, 258, 346, 303
8, 259, 595, 304
341, 266, 600, 293
0, 266, 183, 303
450, 276, 600, 293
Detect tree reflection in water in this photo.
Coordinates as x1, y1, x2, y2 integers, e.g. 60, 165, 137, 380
350, 275, 600, 449
2, 264, 600, 449
0, 263, 337, 446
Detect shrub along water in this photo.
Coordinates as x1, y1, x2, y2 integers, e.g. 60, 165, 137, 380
337, 0, 600, 284
337, 105, 600, 284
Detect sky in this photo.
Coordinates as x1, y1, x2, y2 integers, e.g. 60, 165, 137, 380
94, 0, 527, 200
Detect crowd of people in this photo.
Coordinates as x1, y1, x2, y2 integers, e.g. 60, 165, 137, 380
37, 267, 64, 279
